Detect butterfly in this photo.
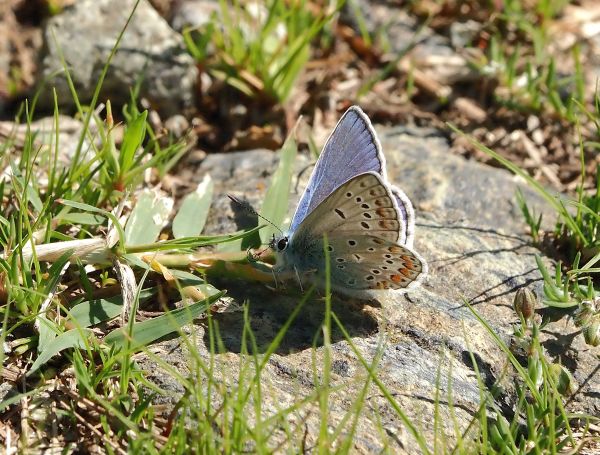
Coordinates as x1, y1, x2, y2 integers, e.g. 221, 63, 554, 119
270, 106, 427, 296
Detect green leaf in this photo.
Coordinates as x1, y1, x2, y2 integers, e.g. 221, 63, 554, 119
125, 189, 173, 246
26, 183, 43, 214
259, 126, 298, 244
57, 199, 116, 223
208, 69, 254, 97
59, 212, 106, 226
37, 251, 73, 352
126, 225, 264, 253
104, 291, 224, 351
183, 22, 215, 61
172, 174, 214, 239
36, 315, 61, 354
120, 110, 148, 172
28, 328, 93, 376
67, 288, 157, 328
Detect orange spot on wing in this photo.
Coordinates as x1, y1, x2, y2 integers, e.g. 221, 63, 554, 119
401, 255, 415, 269
376, 208, 394, 217
379, 220, 396, 229
397, 267, 412, 277
390, 274, 403, 283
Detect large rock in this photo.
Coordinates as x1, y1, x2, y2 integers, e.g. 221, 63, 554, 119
139, 125, 598, 452
170, 0, 219, 32
36, 0, 197, 114
0, 115, 96, 164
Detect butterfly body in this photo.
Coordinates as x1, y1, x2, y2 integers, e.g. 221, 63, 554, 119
271, 107, 426, 295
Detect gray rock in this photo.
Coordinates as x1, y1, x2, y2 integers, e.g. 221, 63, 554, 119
170, 0, 219, 32
137, 125, 599, 451
450, 20, 482, 49
37, 0, 197, 115
0, 115, 97, 165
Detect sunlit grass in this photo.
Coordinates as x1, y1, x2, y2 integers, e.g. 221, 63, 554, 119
467, 0, 584, 121
449, 118, 600, 349
1, 1, 598, 453
184, 0, 341, 104
2, 104, 595, 452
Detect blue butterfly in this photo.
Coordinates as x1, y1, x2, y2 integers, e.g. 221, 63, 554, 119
271, 106, 427, 295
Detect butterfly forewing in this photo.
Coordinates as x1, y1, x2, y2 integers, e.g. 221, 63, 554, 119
289, 107, 386, 232
293, 172, 406, 244
328, 234, 426, 290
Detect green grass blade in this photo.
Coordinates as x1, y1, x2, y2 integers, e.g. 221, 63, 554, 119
119, 110, 148, 173
59, 212, 106, 226
447, 124, 587, 246
104, 291, 224, 351
331, 312, 431, 454
0, 389, 47, 412
36, 251, 73, 351
463, 299, 542, 403
58, 198, 125, 248
260, 123, 298, 243
124, 225, 263, 254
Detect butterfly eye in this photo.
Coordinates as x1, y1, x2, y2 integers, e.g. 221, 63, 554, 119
277, 237, 289, 251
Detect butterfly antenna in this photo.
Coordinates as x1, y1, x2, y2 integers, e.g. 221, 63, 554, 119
227, 194, 284, 236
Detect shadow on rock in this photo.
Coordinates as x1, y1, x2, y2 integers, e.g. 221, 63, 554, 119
205, 282, 380, 354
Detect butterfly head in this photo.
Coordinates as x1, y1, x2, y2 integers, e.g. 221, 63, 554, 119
271, 235, 290, 253
269, 233, 296, 274
270, 234, 289, 253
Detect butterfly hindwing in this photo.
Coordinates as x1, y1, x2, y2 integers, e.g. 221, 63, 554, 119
289, 107, 386, 232
391, 186, 415, 247
286, 172, 425, 291
327, 234, 426, 291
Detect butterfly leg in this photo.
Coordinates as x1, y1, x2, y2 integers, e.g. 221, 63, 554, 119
270, 267, 280, 289
294, 265, 304, 292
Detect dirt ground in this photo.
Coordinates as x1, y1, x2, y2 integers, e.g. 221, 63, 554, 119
2, 0, 600, 194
